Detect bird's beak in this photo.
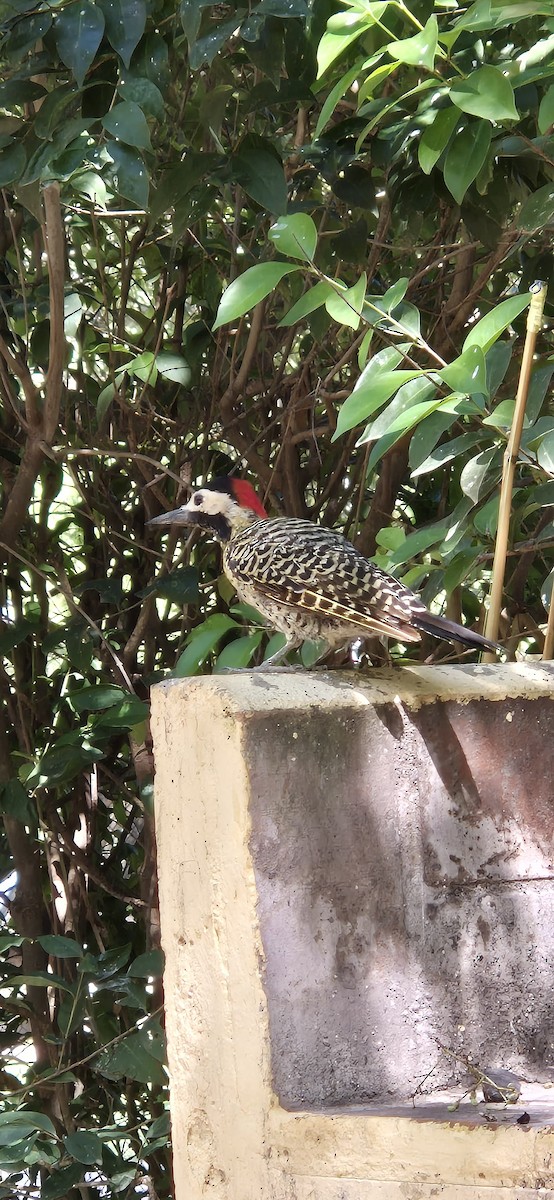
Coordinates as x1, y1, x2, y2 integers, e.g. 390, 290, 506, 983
146, 503, 193, 527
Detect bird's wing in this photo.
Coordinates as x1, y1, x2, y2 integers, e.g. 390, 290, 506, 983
226, 519, 423, 642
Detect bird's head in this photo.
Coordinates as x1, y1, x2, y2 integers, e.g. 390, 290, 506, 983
147, 476, 268, 542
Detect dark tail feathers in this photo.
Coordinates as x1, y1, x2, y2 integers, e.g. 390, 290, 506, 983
412, 612, 500, 654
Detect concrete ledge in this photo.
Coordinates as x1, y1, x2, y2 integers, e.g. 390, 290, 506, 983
151, 665, 554, 1199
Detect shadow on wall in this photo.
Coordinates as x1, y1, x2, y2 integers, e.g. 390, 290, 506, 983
245, 695, 554, 1109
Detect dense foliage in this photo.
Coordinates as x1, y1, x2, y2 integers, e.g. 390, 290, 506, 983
0, 0, 553, 1194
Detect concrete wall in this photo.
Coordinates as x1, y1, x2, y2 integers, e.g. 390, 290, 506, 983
151, 664, 554, 1199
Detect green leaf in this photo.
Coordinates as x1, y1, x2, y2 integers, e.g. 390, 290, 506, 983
6, 972, 74, 992
333, 368, 425, 440
526, 360, 554, 424
71, 685, 129, 713
173, 615, 239, 676
97, 383, 115, 422
360, 377, 437, 442
0, 778, 34, 825
538, 84, 554, 134
0, 934, 24, 951
314, 61, 362, 139
268, 213, 317, 262
443, 120, 492, 204
317, 8, 388, 77
232, 134, 287, 215
213, 263, 301, 330
0, 1111, 56, 1138
473, 494, 499, 537
180, 0, 202, 44
325, 273, 367, 330
279, 280, 333, 326
517, 182, 554, 232
482, 399, 515, 428
64, 1130, 103, 1166
156, 352, 191, 385
141, 566, 200, 603
99, 0, 146, 67
363, 397, 444, 467
128, 949, 164, 977
463, 293, 530, 354
43, 1163, 84, 1200
450, 66, 518, 122
460, 447, 500, 502
6, 12, 52, 60
214, 631, 264, 671
440, 345, 487, 395
106, 141, 149, 208
387, 15, 438, 69
409, 409, 458, 470
485, 340, 513, 398
418, 105, 461, 173
387, 518, 451, 568
98, 1027, 166, 1083
537, 431, 554, 475
411, 431, 483, 477
102, 101, 152, 150
0, 143, 26, 188
26, 744, 104, 789
0, 79, 46, 106
93, 697, 149, 728
189, 15, 242, 69
118, 75, 165, 120
38, 934, 83, 958
54, 1, 105, 88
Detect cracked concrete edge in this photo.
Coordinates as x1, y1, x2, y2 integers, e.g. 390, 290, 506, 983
154, 661, 554, 715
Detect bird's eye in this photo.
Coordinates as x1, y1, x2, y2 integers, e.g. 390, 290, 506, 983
193, 493, 203, 506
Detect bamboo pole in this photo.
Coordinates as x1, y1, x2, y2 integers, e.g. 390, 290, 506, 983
482, 281, 548, 661
543, 576, 554, 660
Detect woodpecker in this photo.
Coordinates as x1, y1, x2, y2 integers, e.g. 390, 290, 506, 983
148, 476, 499, 666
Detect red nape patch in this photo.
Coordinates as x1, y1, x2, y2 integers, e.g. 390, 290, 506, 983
231, 479, 268, 519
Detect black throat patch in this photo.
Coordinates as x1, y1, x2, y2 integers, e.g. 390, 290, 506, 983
192, 510, 232, 542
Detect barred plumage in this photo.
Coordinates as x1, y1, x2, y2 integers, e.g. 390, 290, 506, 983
148, 476, 499, 666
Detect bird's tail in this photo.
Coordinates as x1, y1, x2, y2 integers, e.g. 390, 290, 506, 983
412, 612, 500, 654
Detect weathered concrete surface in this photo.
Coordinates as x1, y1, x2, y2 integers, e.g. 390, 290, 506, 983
151, 665, 554, 1200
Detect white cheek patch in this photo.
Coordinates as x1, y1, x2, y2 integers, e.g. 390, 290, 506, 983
191, 489, 237, 518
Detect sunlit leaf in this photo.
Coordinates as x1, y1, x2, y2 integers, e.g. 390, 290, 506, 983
387, 15, 438, 69
517, 182, 554, 231
463, 294, 530, 353
460, 447, 500, 501
213, 263, 301, 330
537, 431, 554, 475
269, 213, 317, 262
450, 66, 518, 121
279, 280, 334, 326
440, 345, 487, 395
325, 272, 367, 330
333, 368, 425, 440
214, 631, 264, 671
538, 84, 554, 134
317, 7, 388, 77
173, 615, 239, 676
